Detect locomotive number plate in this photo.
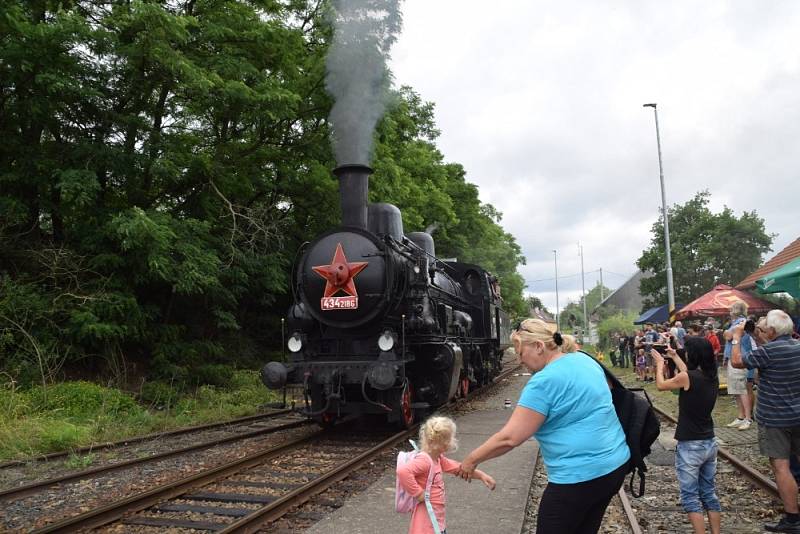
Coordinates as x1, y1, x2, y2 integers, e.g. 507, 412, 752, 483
321, 296, 358, 310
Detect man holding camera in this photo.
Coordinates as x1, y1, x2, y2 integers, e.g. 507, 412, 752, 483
731, 309, 800, 533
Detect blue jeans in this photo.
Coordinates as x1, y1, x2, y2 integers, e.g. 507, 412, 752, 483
675, 438, 721, 514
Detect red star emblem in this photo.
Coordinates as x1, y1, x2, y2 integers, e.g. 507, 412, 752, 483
312, 243, 369, 298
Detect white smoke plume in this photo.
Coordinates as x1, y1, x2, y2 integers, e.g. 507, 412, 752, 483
325, 0, 403, 165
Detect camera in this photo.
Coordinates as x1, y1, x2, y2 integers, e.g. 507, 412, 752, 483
652, 344, 669, 355
744, 319, 756, 334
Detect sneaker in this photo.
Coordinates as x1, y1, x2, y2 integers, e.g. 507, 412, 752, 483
726, 418, 745, 428
765, 517, 800, 532
737, 419, 752, 430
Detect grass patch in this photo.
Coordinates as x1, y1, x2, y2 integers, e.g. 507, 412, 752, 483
0, 369, 281, 461
64, 452, 96, 469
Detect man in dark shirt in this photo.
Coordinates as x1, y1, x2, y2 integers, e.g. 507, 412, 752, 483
732, 309, 800, 533
618, 333, 628, 368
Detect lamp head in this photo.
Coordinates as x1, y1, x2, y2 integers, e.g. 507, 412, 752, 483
643, 103, 657, 108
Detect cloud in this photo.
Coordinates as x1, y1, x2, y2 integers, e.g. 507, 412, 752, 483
390, 1, 800, 312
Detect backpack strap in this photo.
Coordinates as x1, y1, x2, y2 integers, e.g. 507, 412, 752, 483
420, 452, 442, 534
629, 468, 645, 498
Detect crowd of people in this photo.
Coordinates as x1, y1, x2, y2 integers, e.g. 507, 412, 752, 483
609, 303, 800, 533
397, 303, 800, 534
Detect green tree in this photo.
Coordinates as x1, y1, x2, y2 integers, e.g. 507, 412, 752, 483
0, 4, 529, 384
636, 192, 773, 307
0, 0, 335, 383
558, 284, 611, 333
370, 87, 528, 318
596, 311, 638, 351
526, 295, 551, 315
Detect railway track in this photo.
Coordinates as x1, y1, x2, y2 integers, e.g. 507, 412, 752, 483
0, 411, 309, 501
13, 364, 519, 533
0, 409, 293, 470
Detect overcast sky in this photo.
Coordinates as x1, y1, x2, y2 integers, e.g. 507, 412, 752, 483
388, 0, 800, 314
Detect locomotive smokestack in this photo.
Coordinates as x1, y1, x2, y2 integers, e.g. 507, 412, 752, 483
333, 164, 373, 229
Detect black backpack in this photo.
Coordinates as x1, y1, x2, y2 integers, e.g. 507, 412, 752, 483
583, 352, 661, 497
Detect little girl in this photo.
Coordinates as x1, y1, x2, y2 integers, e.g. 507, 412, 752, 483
397, 416, 495, 534
636, 348, 647, 380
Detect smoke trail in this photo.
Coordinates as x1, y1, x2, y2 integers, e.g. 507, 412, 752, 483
325, 0, 403, 165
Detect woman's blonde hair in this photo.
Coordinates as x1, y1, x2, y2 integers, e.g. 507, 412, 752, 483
419, 416, 457, 454
510, 318, 577, 354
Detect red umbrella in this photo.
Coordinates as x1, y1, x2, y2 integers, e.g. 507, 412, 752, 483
673, 284, 778, 320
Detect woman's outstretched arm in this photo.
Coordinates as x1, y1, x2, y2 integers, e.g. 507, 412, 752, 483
457, 406, 544, 480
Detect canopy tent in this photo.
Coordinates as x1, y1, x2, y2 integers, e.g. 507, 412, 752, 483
756, 257, 800, 299
673, 284, 778, 320
633, 303, 684, 325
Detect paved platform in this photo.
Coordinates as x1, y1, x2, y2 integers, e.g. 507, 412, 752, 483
307, 374, 539, 534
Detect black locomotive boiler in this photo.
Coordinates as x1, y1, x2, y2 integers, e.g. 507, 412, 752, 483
261, 164, 511, 427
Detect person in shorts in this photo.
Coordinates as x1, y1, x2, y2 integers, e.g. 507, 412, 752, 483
723, 301, 753, 430
731, 310, 800, 533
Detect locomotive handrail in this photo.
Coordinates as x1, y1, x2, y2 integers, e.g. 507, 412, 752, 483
390, 235, 458, 275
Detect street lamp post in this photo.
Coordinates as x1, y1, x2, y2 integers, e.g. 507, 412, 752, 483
643, 103, 676, 314
552, 250, 559, 328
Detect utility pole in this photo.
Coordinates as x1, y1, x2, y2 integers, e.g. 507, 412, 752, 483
599, 268, 604, 302
553, 250, 559, 328
579, 243, 588, 342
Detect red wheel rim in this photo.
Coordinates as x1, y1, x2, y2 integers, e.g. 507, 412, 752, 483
401, 384, 414, 427
460, 377, 470, 398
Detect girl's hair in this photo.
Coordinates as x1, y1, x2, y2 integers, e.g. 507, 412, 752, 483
510, 318, 577, 354
419, 416, 458, 454
730, 300, 748, 317
684, 336, 717, 380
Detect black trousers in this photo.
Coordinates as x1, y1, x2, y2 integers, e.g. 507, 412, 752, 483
536, 462, 628, 534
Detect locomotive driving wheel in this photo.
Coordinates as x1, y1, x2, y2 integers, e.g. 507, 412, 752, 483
400, 381, 414, 428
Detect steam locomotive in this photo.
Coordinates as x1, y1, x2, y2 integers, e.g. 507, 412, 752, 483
261, 164, 511, 427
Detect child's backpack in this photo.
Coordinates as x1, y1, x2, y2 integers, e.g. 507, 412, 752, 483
583, 352, 661, 497
395, 440, 442, 534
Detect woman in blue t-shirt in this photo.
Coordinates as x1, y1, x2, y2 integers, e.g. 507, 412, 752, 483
457, 318, 630, 533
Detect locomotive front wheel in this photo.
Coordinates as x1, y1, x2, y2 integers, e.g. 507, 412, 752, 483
400, 383, 414, 428
459, 377, 470, 399
319, 412, 337, 430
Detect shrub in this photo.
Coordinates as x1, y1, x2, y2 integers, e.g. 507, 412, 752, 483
139, 381, 178, 408
38, 420, 91, 451
27, 381, 143, 419
190, 364, 235, 388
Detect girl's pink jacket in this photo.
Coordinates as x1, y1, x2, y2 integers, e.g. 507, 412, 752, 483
396, 451, 461, 534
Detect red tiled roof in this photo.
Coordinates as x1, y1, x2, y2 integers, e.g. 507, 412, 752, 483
737, 237, 800, 289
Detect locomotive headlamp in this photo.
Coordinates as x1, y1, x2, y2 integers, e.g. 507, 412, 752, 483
413, 265, 421, 274
287, 333, 303, 353
378, 330, 395, 352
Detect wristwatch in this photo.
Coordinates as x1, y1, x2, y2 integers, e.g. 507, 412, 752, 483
731, 340, 739, 345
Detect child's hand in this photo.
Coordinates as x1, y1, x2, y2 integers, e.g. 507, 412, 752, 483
415, 492, 425, 503
482, 474, 496, 491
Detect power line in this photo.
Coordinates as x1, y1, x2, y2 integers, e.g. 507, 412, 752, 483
526, 269, 601, 284
603, 269, 635, 279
